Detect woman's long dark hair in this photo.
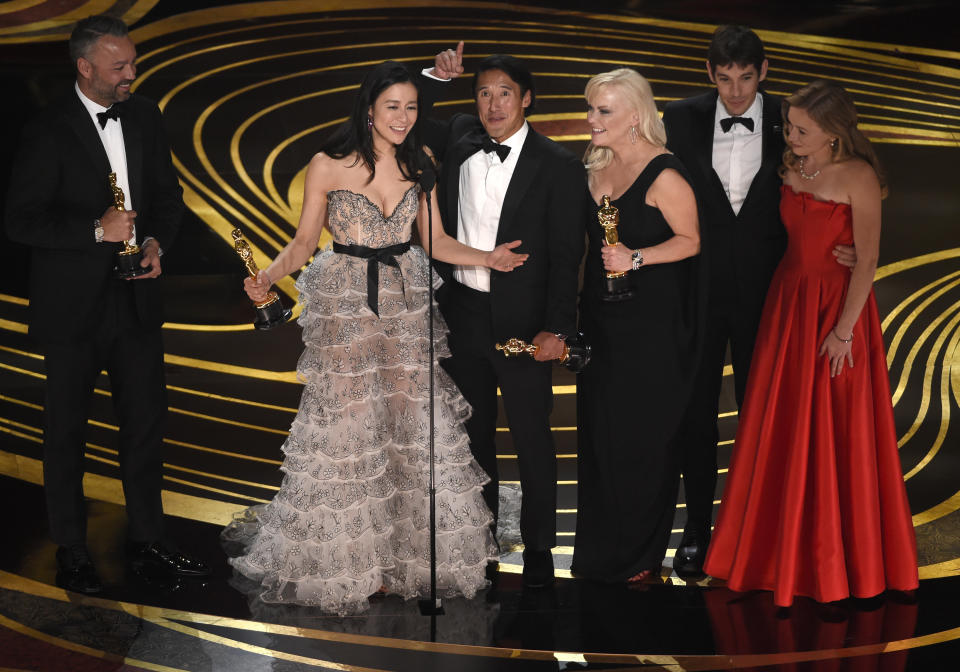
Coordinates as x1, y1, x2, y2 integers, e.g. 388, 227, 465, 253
322, 61, 425, 183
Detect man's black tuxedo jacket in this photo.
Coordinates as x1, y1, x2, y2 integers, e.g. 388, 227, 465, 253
421, 108, 586, 343
662, 90, 786, 308
5, 91, 183, 343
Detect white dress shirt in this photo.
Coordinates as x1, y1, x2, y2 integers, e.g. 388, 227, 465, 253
76, 83, 137, 245
712, 93, 763, 216
454, 122, 529, 292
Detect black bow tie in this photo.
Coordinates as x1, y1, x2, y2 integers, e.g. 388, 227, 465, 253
466, 132, 511, 162
96, 105, 122, 129
720, 116, 754, 133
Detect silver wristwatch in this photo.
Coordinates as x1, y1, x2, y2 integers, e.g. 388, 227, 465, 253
631, 248, 644, 270
94, 218, 104, 243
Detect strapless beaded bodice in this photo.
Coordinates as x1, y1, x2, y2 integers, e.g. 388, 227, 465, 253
326, 184, 419, 247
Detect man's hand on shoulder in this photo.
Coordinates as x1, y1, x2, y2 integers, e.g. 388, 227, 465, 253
431, 41, 465, 80
132, 238, 162, 279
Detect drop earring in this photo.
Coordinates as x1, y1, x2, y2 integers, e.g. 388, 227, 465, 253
367, 116, 373, 130
629, 125, 639, 144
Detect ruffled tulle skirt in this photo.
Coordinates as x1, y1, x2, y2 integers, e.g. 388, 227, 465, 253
222, 245, 498, 615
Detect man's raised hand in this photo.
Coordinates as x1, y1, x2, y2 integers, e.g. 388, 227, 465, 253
433, 41, 465, 80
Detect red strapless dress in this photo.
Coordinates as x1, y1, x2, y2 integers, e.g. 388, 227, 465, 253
703, 185, 919, 607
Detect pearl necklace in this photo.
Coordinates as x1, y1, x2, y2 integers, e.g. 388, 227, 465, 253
799, 157, 821, 180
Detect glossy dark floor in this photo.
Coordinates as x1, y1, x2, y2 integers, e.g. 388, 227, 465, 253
2, 1, 960, 670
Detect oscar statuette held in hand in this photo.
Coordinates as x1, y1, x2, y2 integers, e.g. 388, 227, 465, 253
110, 172, 150, 278
232, 228, 292, 330
495, 333, 592, 373
598, 195, 635, 302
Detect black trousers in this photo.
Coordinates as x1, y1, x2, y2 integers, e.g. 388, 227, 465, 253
676, 291, 764, 537
40, 280, 167, 547
439, 281, 557, 552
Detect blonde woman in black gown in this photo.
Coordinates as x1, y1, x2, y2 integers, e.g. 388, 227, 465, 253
573, 68, 704, 583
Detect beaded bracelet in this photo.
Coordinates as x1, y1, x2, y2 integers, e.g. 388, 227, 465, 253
832, 327, 853, 344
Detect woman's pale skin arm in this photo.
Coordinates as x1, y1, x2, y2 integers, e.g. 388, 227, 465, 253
600, 168, 700, 272
244, 153, 331, 302
818, 161, 883, 377
416, 164, 528, 271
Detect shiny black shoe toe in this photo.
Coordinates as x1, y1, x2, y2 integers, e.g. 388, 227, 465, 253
127, 541, 212, 578
673, 530, 710, 579
55, 545, 103, 594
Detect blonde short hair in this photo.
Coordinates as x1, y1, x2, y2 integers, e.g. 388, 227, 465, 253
583, 68, 665, 173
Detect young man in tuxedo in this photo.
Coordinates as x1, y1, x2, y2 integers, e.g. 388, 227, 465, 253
5, 14, 209, 593
420, 44, 586, 587
664, 25, 854, 577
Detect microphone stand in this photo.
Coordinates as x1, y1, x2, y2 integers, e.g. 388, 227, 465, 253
417, 166, 444, 619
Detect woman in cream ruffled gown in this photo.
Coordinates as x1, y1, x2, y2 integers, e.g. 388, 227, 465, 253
222, 61, 526, 615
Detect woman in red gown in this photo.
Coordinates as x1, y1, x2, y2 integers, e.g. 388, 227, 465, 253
703, 80, 919, 607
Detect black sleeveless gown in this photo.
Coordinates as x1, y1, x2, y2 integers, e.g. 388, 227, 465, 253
572, 153, 705, 581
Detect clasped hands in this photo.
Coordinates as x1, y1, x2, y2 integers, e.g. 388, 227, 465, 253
99, 205, 161, 278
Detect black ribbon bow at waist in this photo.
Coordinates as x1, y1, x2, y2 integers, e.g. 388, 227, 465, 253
332, 241, 411, 316
463, 130, 511, 162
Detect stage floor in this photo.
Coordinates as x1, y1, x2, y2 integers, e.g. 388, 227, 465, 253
1, 1, 959, 670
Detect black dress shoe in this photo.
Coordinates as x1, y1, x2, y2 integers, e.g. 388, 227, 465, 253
127, 541, 211, 577
673, 530, 710, 578
55, 545, 103, 594
522, 549, 554, 588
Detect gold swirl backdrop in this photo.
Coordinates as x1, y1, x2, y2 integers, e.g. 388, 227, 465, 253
0, 1, 958, 582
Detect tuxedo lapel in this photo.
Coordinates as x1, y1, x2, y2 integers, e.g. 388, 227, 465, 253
63, 94, 112, 190
693, 93, 717, 182
740, 92, 784, 214
497, 129, 542, 242
122, 110, 143, 213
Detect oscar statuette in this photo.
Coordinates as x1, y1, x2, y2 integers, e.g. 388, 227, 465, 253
495, 333, 592, 373
231, 229, 292, 330
109, 172, 150, 278
598, 195, 635, 302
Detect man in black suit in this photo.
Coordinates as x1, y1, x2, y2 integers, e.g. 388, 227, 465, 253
420, 44, 585, 587
664, 26, 854, 577
5, 15, 209, 593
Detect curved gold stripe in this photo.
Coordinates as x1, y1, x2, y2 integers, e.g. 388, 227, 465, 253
145, 614, 388, 672
174, 153, 286, 255
875, 247, 960, 280
0, 612, 188, 672
263, 119, 343, 218
78, 442, 280, 492
902, 318, 960, 480
0, 318, 27, 334
163, 437, 282, 467
0, 0, 113, 37
178, 180, 300, 303
4, 564, 956, 664
890, 300, 960, 407
885, 274, 960, 366
0, 0, 47, 14
127, 0, 960, 81
1, 388, 286, 468
234, 89, 353, 220
0, 451, 240, 525
85, 452, 271, 504
0, 345, 300, 414
166, 385, 298, 414
0, 292, 28, 306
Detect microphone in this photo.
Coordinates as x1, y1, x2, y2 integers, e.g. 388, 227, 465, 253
419, 167, 437, 195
